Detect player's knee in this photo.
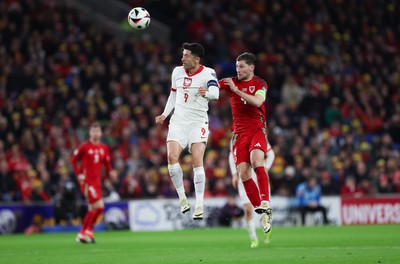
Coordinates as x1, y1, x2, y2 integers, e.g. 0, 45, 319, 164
192, 158, 203, 168
239, 172, 251, 182
250, 160, 264, 169
167, 153, 179, 164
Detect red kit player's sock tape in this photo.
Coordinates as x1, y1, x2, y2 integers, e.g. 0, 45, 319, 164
254, 166, 270, 202
243, 178, 261, 207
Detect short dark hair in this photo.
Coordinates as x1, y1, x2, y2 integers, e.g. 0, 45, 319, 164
182, 42, 204, 58
90, 122, 101, 129
236, 52, 256, 66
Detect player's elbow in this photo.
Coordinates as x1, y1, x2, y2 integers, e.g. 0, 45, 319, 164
206, 86, 219, 100
252, 100, 263, 108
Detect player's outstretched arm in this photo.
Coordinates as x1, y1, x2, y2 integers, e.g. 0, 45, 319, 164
155, 90, 177, 124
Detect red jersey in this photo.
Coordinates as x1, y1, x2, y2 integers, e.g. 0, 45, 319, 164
219, 76, 268, 133
71, 142, 112, 186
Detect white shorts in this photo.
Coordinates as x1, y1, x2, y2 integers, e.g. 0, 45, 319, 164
231, 148, 275, 205
167, 122, 209, 151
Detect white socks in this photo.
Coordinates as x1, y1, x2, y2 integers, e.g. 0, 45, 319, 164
168, 163, 186, 200
193, 166, 205, 209
246, 220, 257, 241
168, 164, 206, 209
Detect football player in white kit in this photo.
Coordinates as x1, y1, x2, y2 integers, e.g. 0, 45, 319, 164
155, 43, 219, 220
229, 141, 275, 248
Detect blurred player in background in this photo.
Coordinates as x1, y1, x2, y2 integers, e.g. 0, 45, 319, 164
219, 52, 272, 233
155, 42, 219, 220
229, 142, 275, 248
71, 122, 117, 243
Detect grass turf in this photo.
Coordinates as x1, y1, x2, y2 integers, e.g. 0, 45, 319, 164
0, 225, 399, 264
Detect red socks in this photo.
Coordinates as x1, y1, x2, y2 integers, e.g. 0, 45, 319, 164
88, 207, 104, 231
80, 207, 104, 233
80, 210, 92, 234
243, 178, 261, 207
254, 166, 270, 202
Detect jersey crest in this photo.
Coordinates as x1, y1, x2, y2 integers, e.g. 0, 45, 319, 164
249, 86, 255, 93
183, 77, 192, 88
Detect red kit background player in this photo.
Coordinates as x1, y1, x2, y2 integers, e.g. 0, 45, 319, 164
71, 122, 116, 243
219, 52, 272, 233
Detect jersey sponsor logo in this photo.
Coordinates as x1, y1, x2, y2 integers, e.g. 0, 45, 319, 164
183, 77, 192, 88
207, 80, 218, 88
249, 86, 255, 93
254, 142, 261, 147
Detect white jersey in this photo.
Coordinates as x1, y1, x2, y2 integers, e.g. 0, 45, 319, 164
170, 65, 218, 125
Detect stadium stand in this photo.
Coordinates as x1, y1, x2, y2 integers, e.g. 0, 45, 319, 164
0, 0, 399, 207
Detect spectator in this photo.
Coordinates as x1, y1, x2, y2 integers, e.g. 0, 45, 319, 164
296, 177, 328, 225
340, 176, 363, 198
218, 195, 244, 227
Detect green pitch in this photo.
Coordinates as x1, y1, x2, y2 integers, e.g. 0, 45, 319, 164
1, 225, 399, 264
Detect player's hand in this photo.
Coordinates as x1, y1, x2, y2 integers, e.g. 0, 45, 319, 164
155, 115, 166, 124
232, 173, 238, 189
78, 174, 85, 184
109, 170, 118, 181
198, 86, 207, 97
223, 78, 238, 93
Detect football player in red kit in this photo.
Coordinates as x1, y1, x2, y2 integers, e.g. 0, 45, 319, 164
71, 122, 117, 243
219, 52, 272, 234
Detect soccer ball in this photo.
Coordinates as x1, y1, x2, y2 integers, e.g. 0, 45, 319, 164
127, 7, 150, 30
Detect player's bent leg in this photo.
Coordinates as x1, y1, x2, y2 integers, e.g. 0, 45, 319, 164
167, 140, 183, 165
85, 200, 104, 243
250, 149, 270, 203
191, 142, 207, 220
167, 141, 189, 213
239, 163, 262, 208
243, 203, 258, 248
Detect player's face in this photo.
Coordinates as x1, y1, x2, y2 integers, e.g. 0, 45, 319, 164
89, 127, 102, 143
181, 49, 199, 70
236, 60, 254, 81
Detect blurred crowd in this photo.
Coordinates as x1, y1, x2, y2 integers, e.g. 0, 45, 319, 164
0, 0, 399, 209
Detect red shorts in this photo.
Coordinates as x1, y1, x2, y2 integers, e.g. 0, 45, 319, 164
232, 128, 268, 166
79, 182, 102, 204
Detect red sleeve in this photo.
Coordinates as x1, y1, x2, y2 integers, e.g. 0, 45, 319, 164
103, 146, 113, 173
218, 79, 228, 91
71, 144, 84, 175
256, 78, 268, 93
